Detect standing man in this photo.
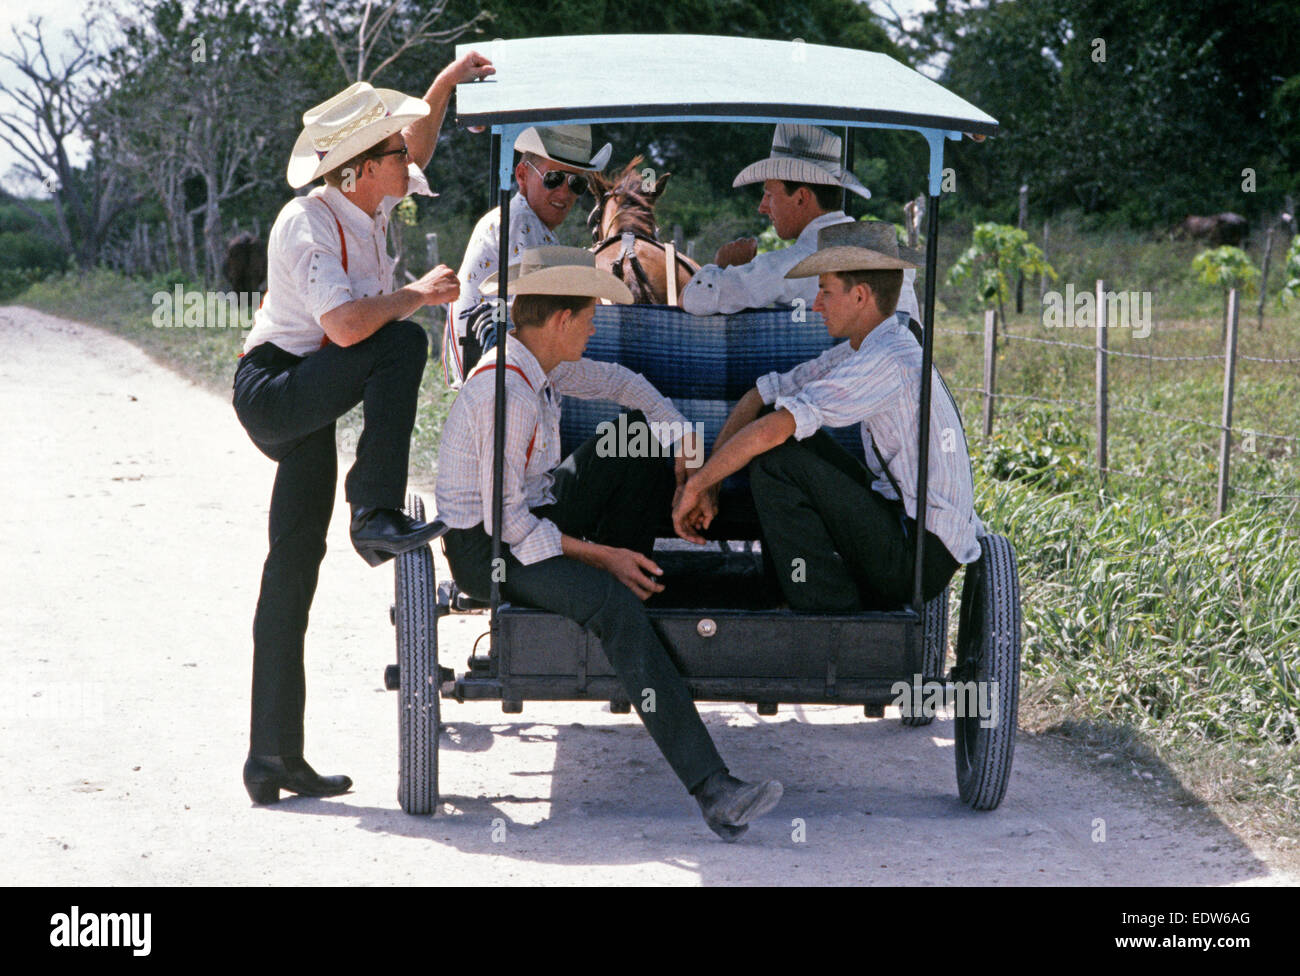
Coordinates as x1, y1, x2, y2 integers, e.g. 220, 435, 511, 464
436, 246, 784, 841
680, 123, 920, 323
444, 125, 612, 385
673, 221, 980, 612
232, 51, 493, 806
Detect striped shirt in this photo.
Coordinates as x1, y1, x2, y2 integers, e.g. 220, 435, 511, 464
755, 315, 983, 564
435, 334, 690, 565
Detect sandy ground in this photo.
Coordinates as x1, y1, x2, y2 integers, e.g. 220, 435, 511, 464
0, 304, 1295, 886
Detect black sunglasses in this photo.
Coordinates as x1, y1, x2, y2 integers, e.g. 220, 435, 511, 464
527, 159, 588, 194
369, 145, 409, 161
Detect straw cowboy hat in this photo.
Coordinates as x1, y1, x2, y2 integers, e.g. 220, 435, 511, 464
514, 125, 613, 172
287, 82, 430, 189
786, 220, 923, 277
733, 123, 871, 200
480, 246, 633, 303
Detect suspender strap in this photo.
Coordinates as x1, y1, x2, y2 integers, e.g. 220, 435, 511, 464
468, 361, 539, 466
312, 198, 348, 350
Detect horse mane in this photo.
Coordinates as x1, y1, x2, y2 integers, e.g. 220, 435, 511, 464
591, 154, 660, 240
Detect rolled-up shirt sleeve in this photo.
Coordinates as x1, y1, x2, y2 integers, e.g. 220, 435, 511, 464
775, 360, 904, 441
551, 359, 689, 450
756, 342, 854, 406
474, 375, 562, 565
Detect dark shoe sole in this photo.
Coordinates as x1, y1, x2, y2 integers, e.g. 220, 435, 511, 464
352, 520, 447, 568
704, 818, 749, 843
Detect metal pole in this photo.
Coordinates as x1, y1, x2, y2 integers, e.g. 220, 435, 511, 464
911, 193, 941, 615
489, 187, 510, 618
1096, 279, 1108, 481
842, 127, 854, 217
1217, 289, 1240, 516
488, 132, 501, 211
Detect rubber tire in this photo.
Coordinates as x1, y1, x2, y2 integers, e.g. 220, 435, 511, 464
954, 534, 1021, 811
395, 493, 440, 815
900, 587, 949, 727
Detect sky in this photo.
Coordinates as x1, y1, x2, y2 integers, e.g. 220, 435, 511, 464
0, 0, 939, 198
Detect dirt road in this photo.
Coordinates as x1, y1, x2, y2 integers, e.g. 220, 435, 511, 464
1, 304, 1293, 885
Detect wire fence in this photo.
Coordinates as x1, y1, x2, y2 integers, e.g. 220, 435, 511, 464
942, 285, 1300, 510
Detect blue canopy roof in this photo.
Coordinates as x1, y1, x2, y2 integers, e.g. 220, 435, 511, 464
454, 34, 998, 136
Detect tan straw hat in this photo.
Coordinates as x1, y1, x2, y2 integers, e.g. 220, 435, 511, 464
786, 220, 923, 277
733, 123, 870, 200
287, 82, 430, 189
480, 246, 633, 303
514, 125, 612, 172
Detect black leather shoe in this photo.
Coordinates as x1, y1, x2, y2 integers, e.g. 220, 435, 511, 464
243, 755, 353, 804
350, 505, 448, 567
693, 769, 783, 837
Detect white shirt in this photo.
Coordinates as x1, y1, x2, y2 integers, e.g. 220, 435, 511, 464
445, 193, 559, 386
243, 164, 434, 357
435, 334, 689, 565
681, 210, 920, 322
755, 315, 982, 564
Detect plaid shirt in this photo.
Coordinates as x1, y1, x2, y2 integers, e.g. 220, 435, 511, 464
755, 315, 983, 564
435, 335, 690, 565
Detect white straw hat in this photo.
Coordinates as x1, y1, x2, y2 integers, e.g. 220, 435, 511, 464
733, 123, 870, 200
480, 246, 633, 303
786, 220, 922, 276
514, 125, 612, 172
287, 82, 430, 189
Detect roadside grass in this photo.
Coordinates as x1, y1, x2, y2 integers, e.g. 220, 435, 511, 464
15, 224, 1300, 849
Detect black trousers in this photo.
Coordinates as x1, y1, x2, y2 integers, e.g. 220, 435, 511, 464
749, 430, 960, 613
232, 320, 428, 755
441, 423, 727, 793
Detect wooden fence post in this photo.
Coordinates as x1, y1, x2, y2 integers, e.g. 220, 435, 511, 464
1217, 289, 1240, 516
1258, 224, 1275, 330
983, 308, 998, 438
1040, 220, 1049, 305
1096, 279, 1109, 481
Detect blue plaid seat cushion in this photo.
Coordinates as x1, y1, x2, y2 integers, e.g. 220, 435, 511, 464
559, 304, 877, 538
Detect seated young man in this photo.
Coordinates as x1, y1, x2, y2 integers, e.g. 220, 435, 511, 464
434, 246, 782, 840
672, 221, 982, 612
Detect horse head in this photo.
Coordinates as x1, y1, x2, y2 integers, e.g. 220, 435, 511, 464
588, 155, 671, 244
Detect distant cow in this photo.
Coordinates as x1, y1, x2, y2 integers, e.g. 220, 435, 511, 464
223, 232, 267, 295
1172, 213, 1249, 246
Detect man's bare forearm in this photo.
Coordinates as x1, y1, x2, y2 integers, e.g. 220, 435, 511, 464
404, 75, 457, 170
319, 287, 425, 346
711, 387, 764, 456
688, 408, 796, 493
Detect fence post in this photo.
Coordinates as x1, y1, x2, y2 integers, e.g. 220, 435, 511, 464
1016, 183, 1028, 314
1257, 224, 1275, 330
1040, 220, 1049, 305
1217, 289, 1240, 517
1096, 279, 1109, 481
983, 308, 998, 438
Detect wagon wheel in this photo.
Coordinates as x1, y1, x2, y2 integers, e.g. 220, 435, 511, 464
900, 587, 949, 727
953, 534, 1021, 810
395, 492, 440, 815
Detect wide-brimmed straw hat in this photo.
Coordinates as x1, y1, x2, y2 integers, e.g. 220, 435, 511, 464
514, 125, 612, 172
786, 220, 923, 277
733, 123, 871, 200
287, 82, 429, 189
480, 246, 633, 303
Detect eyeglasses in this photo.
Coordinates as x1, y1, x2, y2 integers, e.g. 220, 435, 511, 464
526, 159, 588, 195
369, 145, 409, 162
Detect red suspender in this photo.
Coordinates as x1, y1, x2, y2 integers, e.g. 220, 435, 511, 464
468, 361, 539, 466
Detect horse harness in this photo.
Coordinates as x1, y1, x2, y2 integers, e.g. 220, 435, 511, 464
591, 231, 697, 304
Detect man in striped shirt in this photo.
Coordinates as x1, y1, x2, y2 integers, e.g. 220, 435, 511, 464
435, 246, 783, 840
672, 221, 982, 611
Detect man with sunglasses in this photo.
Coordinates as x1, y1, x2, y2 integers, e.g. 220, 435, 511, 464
446, 125, 612, 386
231, 53, 492, 807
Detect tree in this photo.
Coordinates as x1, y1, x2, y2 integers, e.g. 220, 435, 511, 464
948, 222, 1056, 325
0, 16, 140, 266
311, 0, 490, 83
1192, 245, 1259, 338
